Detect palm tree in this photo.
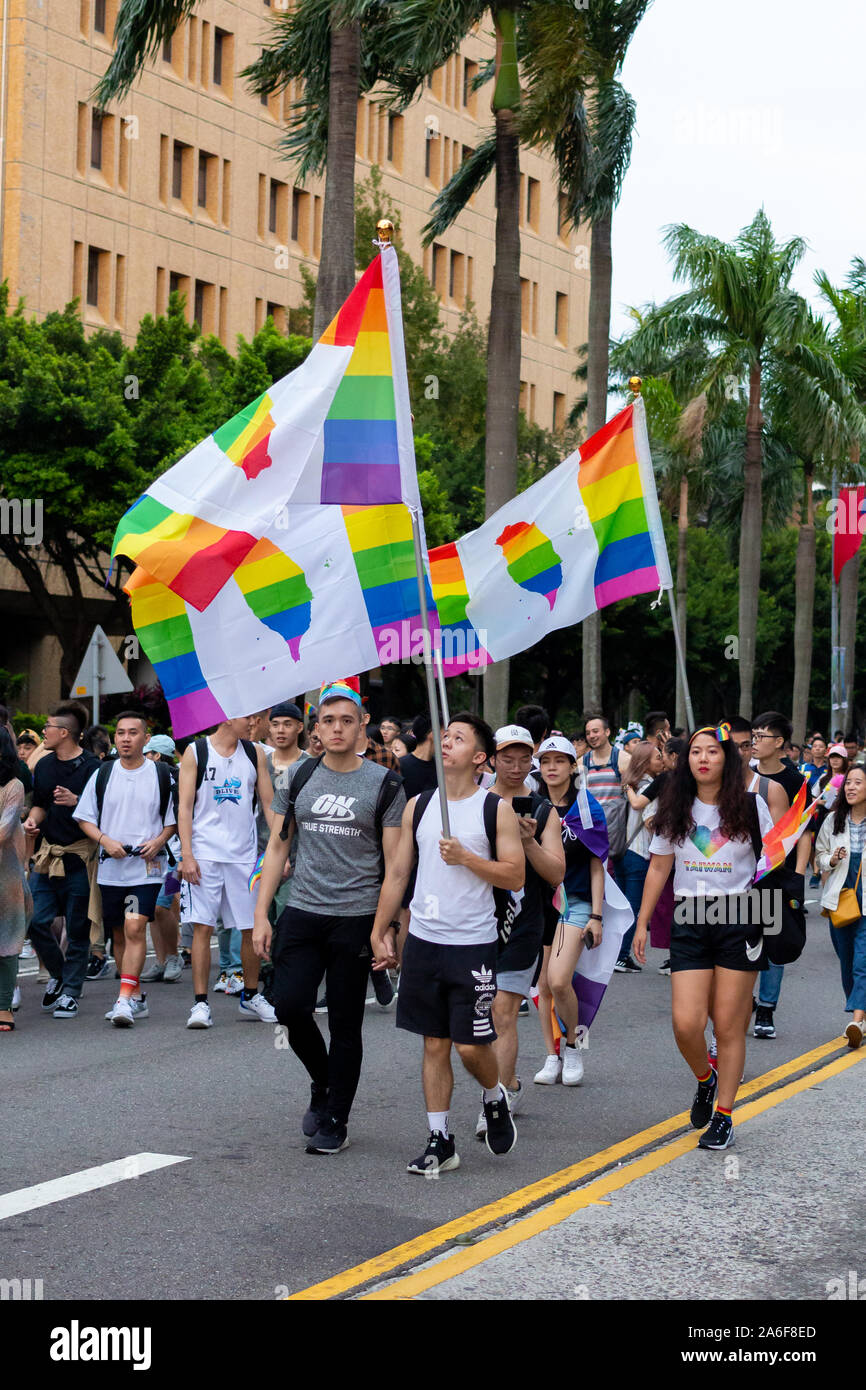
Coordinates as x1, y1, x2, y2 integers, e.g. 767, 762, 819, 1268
521, 1, 651, 710
94, 1, 398, 334
374, 1, 524, 728
619, 210, 817, 717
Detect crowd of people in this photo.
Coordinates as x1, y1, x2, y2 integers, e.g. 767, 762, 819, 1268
1, 690, 865, 1167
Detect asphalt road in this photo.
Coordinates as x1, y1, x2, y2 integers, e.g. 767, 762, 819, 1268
1, 902, 855, 1301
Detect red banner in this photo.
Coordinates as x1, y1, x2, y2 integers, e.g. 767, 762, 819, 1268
832, 484, 866, 584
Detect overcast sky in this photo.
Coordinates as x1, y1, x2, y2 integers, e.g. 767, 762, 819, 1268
610, 0, 862, 344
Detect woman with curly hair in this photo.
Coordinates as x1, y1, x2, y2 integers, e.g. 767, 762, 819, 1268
633, 726, 773, 1151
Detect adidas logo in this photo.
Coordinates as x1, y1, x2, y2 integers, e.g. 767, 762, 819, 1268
472, 965, 493, 992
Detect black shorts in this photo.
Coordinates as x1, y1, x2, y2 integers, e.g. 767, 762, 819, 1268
396, 934, 498, 1045
101, 882, 162, 931
670, 896, 764, 973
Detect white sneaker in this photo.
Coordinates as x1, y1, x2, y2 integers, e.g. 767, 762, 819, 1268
845, 1018, 865, 1049
107, 997, 135, 1028
225, 971, 244, 996
238, 992, 277, 1022
11, 987, 20, 1011
130, 994, 149, 1019
561, 1043, 584, 1085
507, 1080, 523, 1115
186, 1001, 213, 1029
534, 1054, 562, 1085
475, 1104, 487, 1139
20, 941, 36, 959
213, 971, 229, 993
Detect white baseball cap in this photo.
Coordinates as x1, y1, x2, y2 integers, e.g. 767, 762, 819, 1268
537, 735, 578, 761
494, 724, 534, 751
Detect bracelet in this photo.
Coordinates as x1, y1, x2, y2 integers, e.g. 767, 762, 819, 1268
588, 913, 602, 921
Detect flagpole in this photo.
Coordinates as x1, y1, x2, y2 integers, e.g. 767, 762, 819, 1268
434, 648, 450, 725
666, 588, 695, 731
376, 219, 450, 837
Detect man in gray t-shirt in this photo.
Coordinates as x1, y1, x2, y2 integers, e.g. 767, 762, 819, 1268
252, 683, 405, 1154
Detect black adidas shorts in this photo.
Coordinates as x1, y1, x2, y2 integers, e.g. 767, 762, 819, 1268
670, 895, 765, 973
396, 934, 498, 1045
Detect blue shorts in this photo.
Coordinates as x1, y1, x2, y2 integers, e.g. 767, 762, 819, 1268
562, 898, 591, 931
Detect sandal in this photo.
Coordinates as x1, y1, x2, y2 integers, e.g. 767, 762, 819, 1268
0, 1013, 14, 1032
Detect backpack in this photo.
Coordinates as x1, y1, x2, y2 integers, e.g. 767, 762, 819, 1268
194, 736, 259, 807
278, 754, 403, 879
745, 792, 807, 966
411, 788, 545, 943
95, 758, 177, 864
582, 746, 627, 858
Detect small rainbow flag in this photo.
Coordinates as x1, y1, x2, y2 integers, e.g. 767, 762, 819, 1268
213, 390, 276, 481
577, 404, 662, 609
427, 541, 490, 676
248, 852, 265, 893
753, 777, 836, 882
496, 521, 563, 612
113, 496, 257, 611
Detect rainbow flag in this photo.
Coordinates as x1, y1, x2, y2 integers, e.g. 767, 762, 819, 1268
113, 247, 424, 611
248, 852, 265, 893
577, 403, 663, 608
233, 537, 312, 662
426, 397, 672, 676
753, 777, 839, 882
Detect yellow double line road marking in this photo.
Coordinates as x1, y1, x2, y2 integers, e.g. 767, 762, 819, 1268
288, 1037, 858, 1301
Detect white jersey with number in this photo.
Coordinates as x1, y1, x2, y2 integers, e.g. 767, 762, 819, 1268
409, 788, 497, 946
190, 738, 258, 865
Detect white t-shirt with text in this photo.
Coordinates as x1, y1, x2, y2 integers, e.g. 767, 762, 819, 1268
75, 759, 176, 887
649, 795, 774, 896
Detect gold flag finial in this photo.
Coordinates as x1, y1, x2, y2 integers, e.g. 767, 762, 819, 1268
628, 375, 642, 396
376, 218, 395, 244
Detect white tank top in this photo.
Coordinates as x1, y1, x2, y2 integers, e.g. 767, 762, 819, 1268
191, 738, 258, 864
410, 788, 497, 946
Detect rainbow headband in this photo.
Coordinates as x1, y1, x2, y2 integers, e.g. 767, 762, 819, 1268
689, 722, 731, 746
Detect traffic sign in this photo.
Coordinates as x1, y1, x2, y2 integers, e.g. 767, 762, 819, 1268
70, 625, 133, 722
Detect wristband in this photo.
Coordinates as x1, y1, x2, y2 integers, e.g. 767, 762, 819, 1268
588, 913, 602, 921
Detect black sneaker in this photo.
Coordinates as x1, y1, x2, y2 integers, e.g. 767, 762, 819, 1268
690, 1070, 717, 1129
658, 958, 671, 975
483, 1087, 517, 1156
614, 955, 642, 974
302, 1084, 329, 1139
698, 1111, 734, 1150
306, 1117, 349, 1155
181, 950, 192, 970
370, 967, 395, 1009
314, 993, 328, 1015
41, 978, 64, 1012
407, 1131, 460, 1174
85, 955, 112, 981
518, 999, 530, 1016
753, 1005, 776, 1039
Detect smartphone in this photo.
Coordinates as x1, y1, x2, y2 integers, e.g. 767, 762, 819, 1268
584, 928, 595, 949
512, 796, 533, 817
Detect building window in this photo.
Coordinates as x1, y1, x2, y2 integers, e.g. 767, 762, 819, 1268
222, 159, 232, 226
554, 292, 568, 343
553, 391, 566, 433
212, 28, 233, 94
520, 278, 529, 333
268, 180, 278, 234
86, 246, 102, 307
162, 34, 172, 62
213, 28, 224, 84
425, 135, 432, 180
462, 59, 478, 111
198, 152, 209, 208
525, 176, 540, 231
172, 142, 184, 199
557, 190, 571, 238
94, 0, 106, 34
291, 187, 310, 250
431, 243, 447, 298
386, 113, 403, 168
90, 110, 103, 169
449, 250, 466, 307
267, 301, 287, 333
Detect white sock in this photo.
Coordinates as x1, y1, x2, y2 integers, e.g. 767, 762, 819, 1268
427, 1111, 448, 1137
482, 1084, 504, 1103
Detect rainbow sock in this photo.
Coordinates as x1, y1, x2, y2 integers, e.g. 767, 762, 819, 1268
716, 1105, 732, 1118
697, 1069, 713, 1085
119, 975, 139, 1001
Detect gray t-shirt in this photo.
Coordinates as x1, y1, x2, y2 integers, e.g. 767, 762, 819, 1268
272, 756, 405, 916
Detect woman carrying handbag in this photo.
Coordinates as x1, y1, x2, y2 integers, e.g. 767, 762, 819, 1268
815, 765, 866, 1049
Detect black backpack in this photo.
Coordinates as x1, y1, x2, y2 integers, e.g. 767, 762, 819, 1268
411, 788, 543, 942
278, 754, 403, 879
745, 792, 807, 966
194, 736, 259, 807
95, 758, 177, 863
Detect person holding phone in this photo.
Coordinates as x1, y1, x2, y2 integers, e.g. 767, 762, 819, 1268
535, 737, 607, 1085
476, 726, 564, 1132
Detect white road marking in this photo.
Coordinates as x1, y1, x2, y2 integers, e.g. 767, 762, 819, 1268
0, 1153, 191, 1221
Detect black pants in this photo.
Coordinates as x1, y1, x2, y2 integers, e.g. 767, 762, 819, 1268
272, 908, 375, 1125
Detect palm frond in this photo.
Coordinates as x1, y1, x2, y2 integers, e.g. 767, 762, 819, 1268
422, 131, 497, 243
93, 0, 199, 105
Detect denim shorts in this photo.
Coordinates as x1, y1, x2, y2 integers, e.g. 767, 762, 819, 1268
562, 898, 591, 931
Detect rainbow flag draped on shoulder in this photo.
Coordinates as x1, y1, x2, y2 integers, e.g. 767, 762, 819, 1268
115, 247, 436, 736
428, 396, 673, 676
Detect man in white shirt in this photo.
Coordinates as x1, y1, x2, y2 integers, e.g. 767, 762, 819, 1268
371, 712, 524, 1175
75, 712, 178, 1027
